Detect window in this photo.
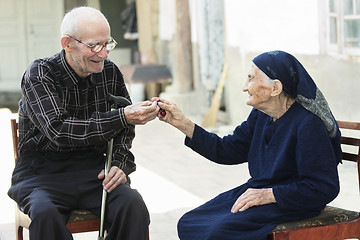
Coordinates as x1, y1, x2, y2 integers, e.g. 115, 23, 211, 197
328, 0, 360, 55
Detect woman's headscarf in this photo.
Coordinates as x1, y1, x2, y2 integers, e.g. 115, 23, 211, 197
252, 50, 338, 139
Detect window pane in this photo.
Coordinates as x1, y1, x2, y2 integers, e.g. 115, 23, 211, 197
357, 0, 360, 13
343, 0, 354, 15
330, 17, 338, 43
329, 0, 335, 12
344, 19, 360, 47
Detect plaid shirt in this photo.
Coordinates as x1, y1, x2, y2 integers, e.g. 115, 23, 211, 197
17, 49, 136, 175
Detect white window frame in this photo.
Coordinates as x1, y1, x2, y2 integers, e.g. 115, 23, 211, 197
326, 0, 360, 57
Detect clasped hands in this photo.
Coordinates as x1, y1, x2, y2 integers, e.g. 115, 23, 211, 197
122, 98, 185, 127
109, 98, 277, 212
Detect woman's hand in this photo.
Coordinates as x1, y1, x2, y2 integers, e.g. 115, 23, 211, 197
231, 188, 276, 213
152, 97, 195, 138
98, 166, 127, 193
152, 98, 183, 124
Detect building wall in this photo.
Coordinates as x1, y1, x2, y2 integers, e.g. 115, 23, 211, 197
225, 50, 360, 124
223, 0, 360, 123
0, 0, 133, 111
224, 0, 321, 54
156, 0, 360, 126
0, 0, 64, 111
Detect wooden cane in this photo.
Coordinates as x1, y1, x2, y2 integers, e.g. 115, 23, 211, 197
98, 93, 131, 239
98, 138, 113, 240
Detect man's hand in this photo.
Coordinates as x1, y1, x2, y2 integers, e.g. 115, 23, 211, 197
231, 188, 276, 213
124, 100, 159, 125
98, 166, 127, 193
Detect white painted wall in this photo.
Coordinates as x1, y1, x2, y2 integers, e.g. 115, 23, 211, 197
224, 0, 320, 55
159, 0, 176, 41
157, 0, 360, 123
0, 0, 63, 92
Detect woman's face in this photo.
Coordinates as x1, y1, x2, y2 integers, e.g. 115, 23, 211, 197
242, 63, 274, 110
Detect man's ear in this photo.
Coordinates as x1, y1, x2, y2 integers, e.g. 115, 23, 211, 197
61, 36, 71, 51
270, 79, 283, 96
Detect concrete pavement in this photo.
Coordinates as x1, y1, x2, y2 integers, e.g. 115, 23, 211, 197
0, 108, 358, 240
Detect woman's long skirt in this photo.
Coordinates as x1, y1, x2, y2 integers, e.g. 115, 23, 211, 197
177, 184, 319, 240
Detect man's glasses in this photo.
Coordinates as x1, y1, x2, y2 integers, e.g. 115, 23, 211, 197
67, 35, 117, 53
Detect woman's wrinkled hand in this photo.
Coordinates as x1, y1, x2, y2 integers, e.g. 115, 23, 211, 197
152, 97, 195, 138
231, 188, 276, 213
151, 98, 183, 124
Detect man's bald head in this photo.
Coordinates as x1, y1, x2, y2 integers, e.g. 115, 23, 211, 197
60, 6, 110, 38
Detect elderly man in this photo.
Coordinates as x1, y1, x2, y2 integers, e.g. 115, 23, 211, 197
8, 6, 157, 240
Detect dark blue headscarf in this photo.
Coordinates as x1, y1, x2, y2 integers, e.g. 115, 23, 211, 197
252, 50, 338, 139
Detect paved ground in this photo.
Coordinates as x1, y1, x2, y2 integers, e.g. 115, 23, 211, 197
0, 108, 358, 240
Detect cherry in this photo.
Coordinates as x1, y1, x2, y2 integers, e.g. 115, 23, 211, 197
156, 99, 166, 116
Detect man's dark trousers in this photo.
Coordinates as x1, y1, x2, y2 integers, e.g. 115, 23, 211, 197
8, 154, 150, 240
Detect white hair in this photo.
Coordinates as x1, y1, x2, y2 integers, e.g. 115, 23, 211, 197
258, 66, 274, 84
60, 6, 109, 37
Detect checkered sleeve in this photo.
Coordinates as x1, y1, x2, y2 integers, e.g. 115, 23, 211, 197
21, 60, 127, 149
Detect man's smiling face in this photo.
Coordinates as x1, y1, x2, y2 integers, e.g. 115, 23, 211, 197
64, 16, 111, 78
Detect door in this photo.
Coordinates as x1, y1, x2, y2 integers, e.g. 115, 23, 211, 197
25, 0, 63, 62
0, 0, 63, 93
0, 0, 27, 91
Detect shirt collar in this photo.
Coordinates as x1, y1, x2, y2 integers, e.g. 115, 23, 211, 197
58, 49, 100, 88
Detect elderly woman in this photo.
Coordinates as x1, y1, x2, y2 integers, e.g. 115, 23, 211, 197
155, 51, 342, 240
